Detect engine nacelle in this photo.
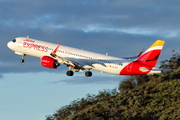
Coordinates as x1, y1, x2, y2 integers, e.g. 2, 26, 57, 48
40, 56, 60, 69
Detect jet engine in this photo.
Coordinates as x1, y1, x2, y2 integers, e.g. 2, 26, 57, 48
40, 56, 60, 69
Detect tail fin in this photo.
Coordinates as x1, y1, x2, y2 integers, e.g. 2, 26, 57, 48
135, 40, 165, 67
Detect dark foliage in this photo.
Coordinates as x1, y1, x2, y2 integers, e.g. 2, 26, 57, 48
160, 52, 180, 69
46, 54, 180, 120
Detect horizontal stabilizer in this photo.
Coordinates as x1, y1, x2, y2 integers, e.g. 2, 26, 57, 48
123, 49, 144, 60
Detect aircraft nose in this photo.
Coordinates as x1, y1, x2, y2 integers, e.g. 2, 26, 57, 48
7, 41, 13, 49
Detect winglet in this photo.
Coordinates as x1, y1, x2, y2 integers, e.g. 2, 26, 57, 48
123, 49, 144, 60
50, 44, 60, 57
136, 49, 144, 57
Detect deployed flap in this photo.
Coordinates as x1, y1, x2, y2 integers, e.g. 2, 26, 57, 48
63, 57, 94, 69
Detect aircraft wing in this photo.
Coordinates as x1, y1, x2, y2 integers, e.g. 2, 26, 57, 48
50, 44, 94, 70
58, 57, 124, 69
53, 53, 120, 69
50, 44, 126, 70
57, 56, 94, 69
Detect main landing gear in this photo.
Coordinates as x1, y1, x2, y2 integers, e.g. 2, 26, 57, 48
20, 54, 26, 63
66, 70, 74, 76
85, 71, 92, 77
66, 69, 92, 77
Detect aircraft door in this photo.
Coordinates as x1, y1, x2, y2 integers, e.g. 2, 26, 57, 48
18, 39, 28, 54
126, 63, 133, 72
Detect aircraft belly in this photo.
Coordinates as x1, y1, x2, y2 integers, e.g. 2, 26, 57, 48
92, 64, 122, 75
13, 48, 26, 56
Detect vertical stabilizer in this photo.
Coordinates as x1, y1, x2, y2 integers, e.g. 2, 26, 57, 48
120, 40, 165, 75
135, 40, 165, 67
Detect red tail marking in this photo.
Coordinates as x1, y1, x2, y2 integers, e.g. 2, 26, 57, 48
120, 50, 162, 75
135, 49, 162, 67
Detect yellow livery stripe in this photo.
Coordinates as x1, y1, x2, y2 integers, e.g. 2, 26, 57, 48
149, 40, 165, 49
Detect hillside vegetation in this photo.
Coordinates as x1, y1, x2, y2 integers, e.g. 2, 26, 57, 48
46, 53, 180, 120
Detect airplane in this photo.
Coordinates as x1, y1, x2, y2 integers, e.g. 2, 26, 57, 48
7, 37, 165, 77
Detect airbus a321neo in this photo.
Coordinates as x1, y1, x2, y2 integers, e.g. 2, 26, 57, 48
7, 37, 165, 77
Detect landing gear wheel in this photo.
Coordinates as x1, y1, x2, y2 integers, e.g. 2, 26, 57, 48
66, 70, 74, 76
20, 59, 24, 63
85, 71, 92, 77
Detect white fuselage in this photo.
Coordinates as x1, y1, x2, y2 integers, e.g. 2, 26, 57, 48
8, 37, 132, 75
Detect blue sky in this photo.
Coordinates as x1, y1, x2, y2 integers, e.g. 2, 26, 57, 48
1, 0, 180, 120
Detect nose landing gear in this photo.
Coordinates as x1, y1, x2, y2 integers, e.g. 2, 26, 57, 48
20, 54, 26, 63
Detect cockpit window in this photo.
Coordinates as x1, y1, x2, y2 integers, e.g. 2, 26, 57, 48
12, 39, 16, 42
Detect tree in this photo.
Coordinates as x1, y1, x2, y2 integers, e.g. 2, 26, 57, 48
160, 52, 180, 69
118, 76, 136, 91
118, 75, 150, 92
